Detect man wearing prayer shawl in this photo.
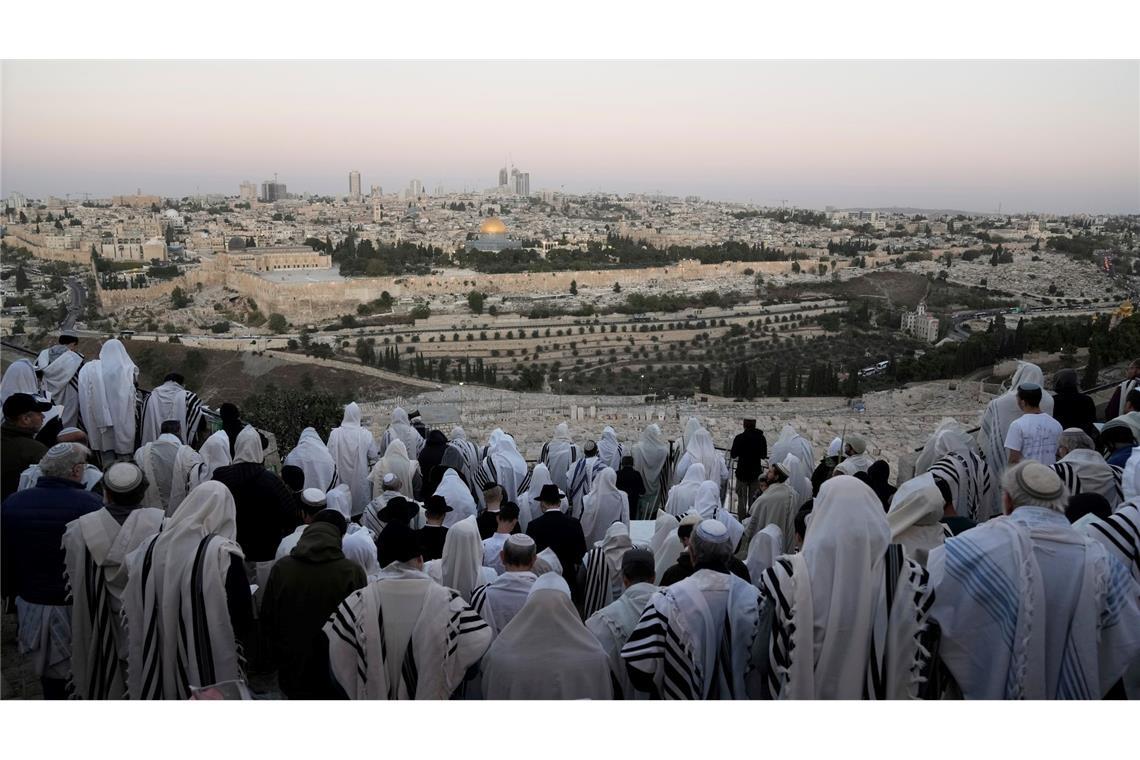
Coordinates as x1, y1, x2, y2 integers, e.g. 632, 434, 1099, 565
377, 406, 424, 459
581, 522, 635, 618
758, 475, 936, 699
425, 515, 497, 603
664, 462, 706, 516
692, 479, 744, 549
433, 467, 478, 527
540, 422, 580, 494
440, 426, 481, 505
76, 339, 138, 457
622, 520, 764, 699
769, 424, 815, 476
886, 473, 948, 565
927, 462, 1140, 699
1052, 428, 1124, 511
324, 522, 492, 699
326, 402, 379, 517
811, 437, 843, 496
673, 427, 728, 492
632, 423, 670, 518
739, 460, 799, 556
586, 548, 658, 699
565, 440, 607, 514
834, 433, 875, 476
527, 483, 589, 593
212, 426, 299, 563
123, 481, 253, 699
649, 511, 682, 583
1086, 499, 1140, 697
978, 361, 1055, 519
925, 460, 1140, 697
283, 427, 338, 492
579, 467, 630, 546
363, 473, 424, 535
481, 573, 614, 700
35, 334, 84, 430
369, 438, 420, 501
133, 421, 182, 510
1, 358, 40, 408
139, 373, 203, 446
472, 533, 538, 636
520, 462, 567, 529
597, 425, 623, 471
417, 429, 449, 499
1104, 359, 1140, 421
63, 462, 164, 699
475, 428, 528, 505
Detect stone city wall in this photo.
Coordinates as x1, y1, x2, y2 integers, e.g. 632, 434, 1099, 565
2, 233, 91, 265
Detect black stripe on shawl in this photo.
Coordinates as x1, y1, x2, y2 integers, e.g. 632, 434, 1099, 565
401, 638, 418, 697
189, 534, 218, 688
138, 536, 163, 699
1092, 510, 1139, 564
581, 547, 608, 619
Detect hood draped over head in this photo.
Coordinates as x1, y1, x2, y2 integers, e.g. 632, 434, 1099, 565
886, 473, 947, 563
232, 425, 264, 465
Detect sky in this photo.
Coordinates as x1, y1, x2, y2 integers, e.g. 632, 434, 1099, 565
2, 60, 1137, 214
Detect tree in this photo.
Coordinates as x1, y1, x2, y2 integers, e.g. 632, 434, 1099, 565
170, 286, 190, 309
410, 304, 431, 320
467, 290, 485, 314
791, 261, 801, 274
14, 266, 29, 293
268, 313, 288, 333
613, 282, 621, 293
1082, 349, 1100, 389
569, 280, 578, 296
699, 366, 712, 394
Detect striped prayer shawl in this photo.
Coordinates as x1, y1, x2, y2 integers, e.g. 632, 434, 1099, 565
567, 458, 606, 515
1052, 461, 1124, 507
1088, 504, 1139, 580
581, 547, 613, 620
927, 450, 992, 522
75, 545, 122, 699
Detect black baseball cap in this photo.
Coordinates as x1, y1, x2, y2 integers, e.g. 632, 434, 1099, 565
3, 393, 52, 419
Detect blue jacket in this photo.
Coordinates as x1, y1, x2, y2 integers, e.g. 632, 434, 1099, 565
1, 476, 103, 605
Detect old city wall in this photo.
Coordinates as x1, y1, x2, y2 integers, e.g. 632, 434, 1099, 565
95, 258, 225, 311
2, 233, 91, 265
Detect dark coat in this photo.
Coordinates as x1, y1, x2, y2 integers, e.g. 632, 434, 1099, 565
1, 476, 102, 604
1052, 391, 1098, 439
261, 522, 367, 699
615, 466, 646, 516
417, 431, 449, 499
730, 428, 769, 483
212, 462, 299, 562
417, 524, 448, 562
1, 421, 48, 501
659, 553, 751, 587
526, 509, 588, 591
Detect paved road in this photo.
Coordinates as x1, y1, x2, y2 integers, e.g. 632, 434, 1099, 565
59, 276, 84, 331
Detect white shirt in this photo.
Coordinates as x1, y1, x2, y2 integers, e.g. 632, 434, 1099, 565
482, 532, 510, 575
1004, 412, 1063, 465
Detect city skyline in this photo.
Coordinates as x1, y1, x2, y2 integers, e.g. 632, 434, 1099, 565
2, 60, 1138, 214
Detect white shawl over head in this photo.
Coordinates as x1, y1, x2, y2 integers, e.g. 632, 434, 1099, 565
283, 427, 337, 492
684, 428, 723, 486
580, 467, 630, 546
325, 484, 354, 519
665, 463, 705, 516
199, 430, 232, 481
97, 339, 138, 455
433, 468, 477, 527
39, 347, 83, 399
522, 462, 560, 527
481, 578, 613, 700
488, 428, 527, 480
381, 406, 425, 459
649, 511, 682, 584
124, 481, 245, 699
328, 402, 377, 515
434, 515, 485, 603
582, 522, 635, 618
770, 424, 815, 475
169, 444, 204, 516
978, 361, 1054, 514
744, 524, 783, 588
598, 426, 623, 470
914, 418, 980, 475
634, 423, 669, 481
887, 473, 947, 564
0, 359, 38, 407
371, 439, 416, 500
140, 380, 189, 446
232, 425, 264, 464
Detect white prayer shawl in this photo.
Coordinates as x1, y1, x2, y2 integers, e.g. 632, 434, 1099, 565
325, 484, 354, 520
926, 448, 993, 522
199, 430, 232, 481
19, 463, 103, 492
370, 439, 418, 500
76, 360, 112, 450
475, 429, 528, 504
232, 425, 264, 464
63, 506, 164, 699
740, 481, 799, 556
707, 495, 745, 553
327, 402, 378, 517
1112, 411, 1140, 444
95, 339, 139, 455
139, 380, 190, 446
363, 492, 426, 535
622, 568, 762, 699
533, 547, 564, 577
471, 571, 537, 636
1052, 448, 1124, 511
1087, 501, 1140, 581
426, 516, 489, 603
324, 569, 492, 700
0, 359, 38, 407
769, 424, 815, 476
597, 426, 623, 471
566, 455, 607, 514
780, 453, 813, 508
977, 361, 1054, 518
835, 451, 875, 477
1109, 377, 1139, 420
441, 428, 481, 505
580, 468, 630, 546
586, 581, 658, 699
914, 418, 981, 475
168, 445, 204, 516
341, 527, 383, 582
433, 468, 478, 528
760, 476, 933, 699
682, 417, 702, 451
135, 434, 183, 511
582, 522, 634, 619
540, 422, 580, 494
283, 427, 337, 492
887, 473, 947, 565
481, 585, 614, 700
378, 407, 424, 459
744, 524, 783, 588
665, 463, 706, 517
521, 463, 567, 529
674, 428, 726, 489
123, 481, 245, 699
649, 511, 682, 584
39, 348, 83, 428
927, 508, 1140, 699
633, 423, 670, 510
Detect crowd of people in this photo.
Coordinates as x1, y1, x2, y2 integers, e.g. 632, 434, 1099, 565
1, 334, 1139, 700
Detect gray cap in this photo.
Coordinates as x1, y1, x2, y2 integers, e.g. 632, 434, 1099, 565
1018, 382, 1042, 392
1015, 461, 1064, 501
104, 462, 144, 494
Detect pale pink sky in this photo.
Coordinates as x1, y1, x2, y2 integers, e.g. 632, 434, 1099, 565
2, 60, 1137, 213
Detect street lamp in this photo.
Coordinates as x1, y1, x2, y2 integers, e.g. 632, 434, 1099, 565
558, 377, 563, 409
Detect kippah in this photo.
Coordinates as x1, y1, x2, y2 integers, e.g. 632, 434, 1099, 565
505, 533, 535, 549
104, 462, 143, 493
621, 548, 656, 576
301, 487, 327, 507
1018, 382, 1041, 392
58, 426, 83, 437
847, 434, 867, 454
679, 511, 703, 527
42, 443, 77, 465
695, 519, 729, 540
1015, 461, 1065, 502
773, 460, 791, 477
382, 472, 398, 485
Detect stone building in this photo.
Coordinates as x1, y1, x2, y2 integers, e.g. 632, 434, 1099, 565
901, 298, 939, 343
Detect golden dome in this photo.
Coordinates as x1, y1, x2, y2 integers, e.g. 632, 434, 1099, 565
478, 216, 507, 235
